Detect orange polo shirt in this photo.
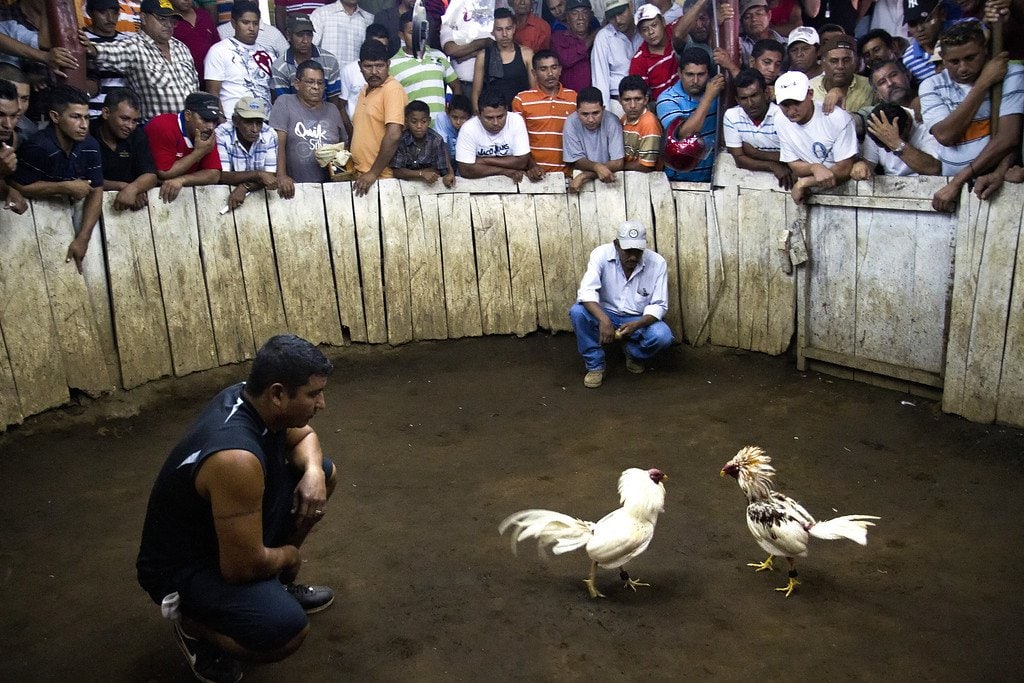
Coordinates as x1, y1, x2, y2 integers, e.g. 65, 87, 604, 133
351, 76, 408, 177
511, 84, 578, 175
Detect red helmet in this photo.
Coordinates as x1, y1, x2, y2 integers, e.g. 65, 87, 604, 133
662, 117, 708, 173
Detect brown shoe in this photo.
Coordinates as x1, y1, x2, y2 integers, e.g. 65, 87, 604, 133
625, 355, 645, 374
584, 369, 604, 388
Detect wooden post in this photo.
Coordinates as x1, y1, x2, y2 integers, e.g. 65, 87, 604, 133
45, 0, 88, 90
990, 20, 1003, 136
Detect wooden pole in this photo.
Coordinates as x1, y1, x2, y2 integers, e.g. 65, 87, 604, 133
45, 0, 87, 91
990, 20, 1003, 136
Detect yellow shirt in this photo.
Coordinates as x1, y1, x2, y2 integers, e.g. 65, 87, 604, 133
351, 76, 408, 177
809, 74, 876, 114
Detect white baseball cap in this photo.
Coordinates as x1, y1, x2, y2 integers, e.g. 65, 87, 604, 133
617, 221, 648, 250
634, 4, 662, 25
787, 26, 820, 47
774, 71, 811, 104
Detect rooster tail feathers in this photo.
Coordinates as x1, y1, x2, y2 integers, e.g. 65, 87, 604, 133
498, 509, 594, 557
809, 515, 881, 545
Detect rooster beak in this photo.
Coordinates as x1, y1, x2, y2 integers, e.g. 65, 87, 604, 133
719, 469, 726, 477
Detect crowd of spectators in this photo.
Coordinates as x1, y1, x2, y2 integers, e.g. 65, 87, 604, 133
0, 0, 1022, 268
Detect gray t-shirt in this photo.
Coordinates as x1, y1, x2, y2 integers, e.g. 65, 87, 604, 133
562, 111, 625, 164
268, 94, 346, 183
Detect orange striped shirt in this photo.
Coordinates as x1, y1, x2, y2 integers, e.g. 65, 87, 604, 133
511, 84, 578, 175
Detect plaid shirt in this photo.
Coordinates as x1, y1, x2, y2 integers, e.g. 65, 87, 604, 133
309, 2, 374, 65
214, 120, 279, 173
92, 31, 200, 121
390, 128, 449, 175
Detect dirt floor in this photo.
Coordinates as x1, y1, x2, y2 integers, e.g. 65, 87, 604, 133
1, 334, 1023, 681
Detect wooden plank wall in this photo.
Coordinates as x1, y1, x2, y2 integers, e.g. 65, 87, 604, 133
34, 165, 1024, 432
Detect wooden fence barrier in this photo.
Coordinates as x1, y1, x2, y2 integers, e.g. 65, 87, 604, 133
0, 162, 1021, 432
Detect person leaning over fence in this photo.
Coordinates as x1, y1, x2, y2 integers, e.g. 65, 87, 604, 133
216, 96, 283, 210
922, 21, 1024, 213
773, 70, 864, 204
0, 78, 26, 212
456, 87, 545, 182
390, 99, 455, 187
723, 68, 793, 189
852, 101, 940, 178
269, 59, 345, 191
618, 75, 662, 171
563, 86, 625, 192
869, 59, 920, 121
351, 38, 407, 196
90, 88, 160, 210
137, 334, 337, 683
9, 85, 103, 273
145, 91, 223, 203
511, 49, 578, 176
569, 220, 674, 389
656, 46, 723, 183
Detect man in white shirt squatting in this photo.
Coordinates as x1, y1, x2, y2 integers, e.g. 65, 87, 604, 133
569, 221, 674, 389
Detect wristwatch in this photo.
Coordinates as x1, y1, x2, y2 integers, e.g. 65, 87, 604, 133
892, 142, 907, 157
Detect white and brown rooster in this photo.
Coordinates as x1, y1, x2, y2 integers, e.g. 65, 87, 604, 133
498, 468, 667, 598
721, 446, 879, 597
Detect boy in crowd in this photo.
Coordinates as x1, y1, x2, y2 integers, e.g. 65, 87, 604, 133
390, 100, 455, 187
433, 94, 472, 173
390, 10, 461, 124
205, 0, 274, 113
617, 75, 662, 172
902, 0, 944, 83
723, 68, 792, 189
564, 87, 625, 192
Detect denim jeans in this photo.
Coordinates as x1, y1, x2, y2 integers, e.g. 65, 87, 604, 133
568, 303, 674, 371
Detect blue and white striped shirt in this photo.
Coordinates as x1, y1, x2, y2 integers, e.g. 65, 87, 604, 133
723, 102, 782, 152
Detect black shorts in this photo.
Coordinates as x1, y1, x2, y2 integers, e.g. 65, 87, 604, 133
175, 456, 335, 652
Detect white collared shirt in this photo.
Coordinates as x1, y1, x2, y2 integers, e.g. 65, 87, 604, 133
577, 242, 669, 320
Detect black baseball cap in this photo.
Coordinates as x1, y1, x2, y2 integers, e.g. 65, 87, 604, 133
86, 0, 121, 11
184, 92, 221, 121
903, 0, 941, 25
140, 0, 182, 17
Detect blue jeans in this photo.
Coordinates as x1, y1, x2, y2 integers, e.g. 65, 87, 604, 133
568, 303, 674, 371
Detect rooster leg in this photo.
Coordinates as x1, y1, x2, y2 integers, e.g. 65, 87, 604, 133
747, 555, 775, 572
775, 558, 800, 597
583, 561, 605, 599
619, 568, 650, 592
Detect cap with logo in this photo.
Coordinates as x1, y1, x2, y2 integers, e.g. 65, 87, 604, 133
604, 0, 630, 19
234, 96, 269, 120
140, 0, 182, 16
565, 0, 592, 11
787, 26, 819, 47
86, 0, 121, 11
774, 71, 811, 104
184, 92, 222, 121
616, 221, 648, 251
634, 4, 662, 25
739, 0, 768, 16
820, 33, 856, 54
903, 0, 940, 25
287, 14, 316, 34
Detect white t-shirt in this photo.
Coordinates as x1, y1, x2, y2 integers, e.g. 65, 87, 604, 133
723, 102, 782, 152
456, 111, 531, 164
440, 22, 477, 83
217, 22, 289, 62
776, 102, 858, 168
862, 109, 940, 176
205, 37, 274, 115
339, 60, 366, 119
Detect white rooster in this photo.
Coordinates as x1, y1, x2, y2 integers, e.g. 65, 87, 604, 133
498, 468, 667, 598
720, 446, 879, 597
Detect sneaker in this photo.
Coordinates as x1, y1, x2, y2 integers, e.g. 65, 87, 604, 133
172, 621, 242, 683
625, 355, 645, 374
583, 369, 604, 388
284, 583, 335, 614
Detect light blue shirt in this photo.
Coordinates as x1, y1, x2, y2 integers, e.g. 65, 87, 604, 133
577, 243, 669, 320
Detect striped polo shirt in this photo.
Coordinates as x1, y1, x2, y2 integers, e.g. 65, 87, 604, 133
723, 102, 782, 152
388, 47, 459, 123
511, 84, 579, 175
901, 40, 937, 84
629, 42, 679, 101
622, 109, 663, 168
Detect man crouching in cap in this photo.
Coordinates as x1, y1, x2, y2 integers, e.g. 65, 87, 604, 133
569, 221, 674, 388
144, 90, 223, 202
